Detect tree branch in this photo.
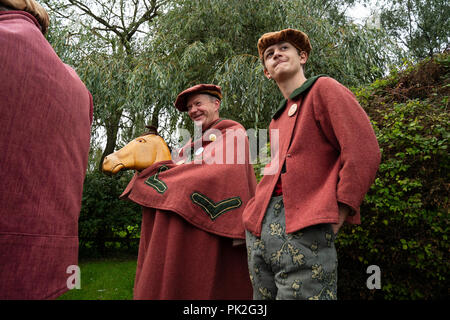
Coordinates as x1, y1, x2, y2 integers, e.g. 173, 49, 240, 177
125, 1, 159, 42
68, 0, 123, 39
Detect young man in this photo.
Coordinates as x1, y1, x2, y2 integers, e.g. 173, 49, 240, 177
243, 29, 381, 299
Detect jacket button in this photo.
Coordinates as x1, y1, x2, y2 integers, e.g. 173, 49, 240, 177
287, 154, 291, 157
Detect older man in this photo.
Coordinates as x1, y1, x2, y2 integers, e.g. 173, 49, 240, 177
0, 0, 93, 299
121, 84, 256, 299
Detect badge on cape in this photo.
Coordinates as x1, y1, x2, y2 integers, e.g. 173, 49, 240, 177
209, 134, 217, 142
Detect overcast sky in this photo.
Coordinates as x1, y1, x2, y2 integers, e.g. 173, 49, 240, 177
347, 2, 373, 24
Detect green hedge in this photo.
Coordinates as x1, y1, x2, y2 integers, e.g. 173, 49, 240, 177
336, 52, 449, 299
79, 171, 142, 258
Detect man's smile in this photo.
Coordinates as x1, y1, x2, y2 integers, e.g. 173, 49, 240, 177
191, 114, 204, 121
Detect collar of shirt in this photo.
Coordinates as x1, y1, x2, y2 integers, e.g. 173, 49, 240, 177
0, 10, 42, 33
272, 74, 326, 120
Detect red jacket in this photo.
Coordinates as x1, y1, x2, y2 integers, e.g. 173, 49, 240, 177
243, 76, 380, 236
0, 11, 92, 299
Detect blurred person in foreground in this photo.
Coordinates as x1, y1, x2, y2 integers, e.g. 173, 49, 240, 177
0, 0, 93, 299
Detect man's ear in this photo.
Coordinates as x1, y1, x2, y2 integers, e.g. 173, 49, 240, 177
263, 68, 272, 79
299, 51, 308, 64
214, 99, 221, 112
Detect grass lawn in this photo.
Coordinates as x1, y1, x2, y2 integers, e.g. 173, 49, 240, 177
58, 257, 137, 300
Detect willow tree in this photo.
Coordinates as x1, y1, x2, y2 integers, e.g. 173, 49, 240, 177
42, 0, 168, 170
378, 0, 449, 61
44, 0, 392, 170
147, 0, 391, 134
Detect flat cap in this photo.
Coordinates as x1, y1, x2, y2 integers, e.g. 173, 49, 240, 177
257, 28, 311, 62
174, 84, 222, 112
0, 0, 49, 34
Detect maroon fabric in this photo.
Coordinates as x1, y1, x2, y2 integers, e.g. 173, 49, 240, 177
0, 11, 92, 299
134, 207, 252, 299
244, 77, 381, 236
121, 119, 256, 239
121, 119, 256, 299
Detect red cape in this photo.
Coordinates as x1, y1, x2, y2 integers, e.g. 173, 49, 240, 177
121, 119, 256, 299
121, 119, 256, 239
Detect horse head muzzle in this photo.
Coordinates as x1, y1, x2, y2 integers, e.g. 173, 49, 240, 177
102, 154, 125, 175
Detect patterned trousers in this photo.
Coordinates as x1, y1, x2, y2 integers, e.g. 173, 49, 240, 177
245, 196, 338, 300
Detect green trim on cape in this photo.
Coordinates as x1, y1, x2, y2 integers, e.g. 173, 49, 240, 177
191, 192, 242, 221
144, 165, 170, 194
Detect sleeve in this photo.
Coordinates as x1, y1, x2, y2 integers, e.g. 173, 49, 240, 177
313, 78, 381, 219
64, 63, 94, 125
88, 91, 94, 125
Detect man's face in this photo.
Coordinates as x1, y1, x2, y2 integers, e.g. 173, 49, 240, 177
263, 41, 307, 82
186, 93, 220, 130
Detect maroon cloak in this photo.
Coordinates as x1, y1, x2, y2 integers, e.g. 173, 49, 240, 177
121, 119, 256, 299
0, 11, 92, 299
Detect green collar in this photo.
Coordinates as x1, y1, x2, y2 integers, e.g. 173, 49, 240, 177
272, 75, 325, 119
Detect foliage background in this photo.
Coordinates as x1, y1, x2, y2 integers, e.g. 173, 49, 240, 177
40, 0, 449, 299
337, 52, 449, 299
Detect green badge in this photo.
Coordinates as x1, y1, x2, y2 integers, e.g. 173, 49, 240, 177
191, 192, 242, 221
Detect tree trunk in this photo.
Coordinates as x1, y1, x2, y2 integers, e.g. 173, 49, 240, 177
98, 109, 123, 171
150, 104, 161, 129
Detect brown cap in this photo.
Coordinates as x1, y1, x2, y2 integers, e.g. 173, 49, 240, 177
257, 28, 311, 62
0, 0, 49, 34
174, 84, 222, 112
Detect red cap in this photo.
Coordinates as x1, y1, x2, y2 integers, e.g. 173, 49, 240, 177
174, 84, 222, 112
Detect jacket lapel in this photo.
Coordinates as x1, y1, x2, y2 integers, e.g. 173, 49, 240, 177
271, 75, 325, 161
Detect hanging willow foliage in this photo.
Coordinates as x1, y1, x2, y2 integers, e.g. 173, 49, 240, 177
44, 0, 393, 169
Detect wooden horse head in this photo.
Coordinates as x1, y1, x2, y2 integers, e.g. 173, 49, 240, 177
102, 127, 172, 175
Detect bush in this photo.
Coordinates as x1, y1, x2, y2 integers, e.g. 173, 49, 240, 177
79, 170, 142, 258
337, 52, 449, 299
